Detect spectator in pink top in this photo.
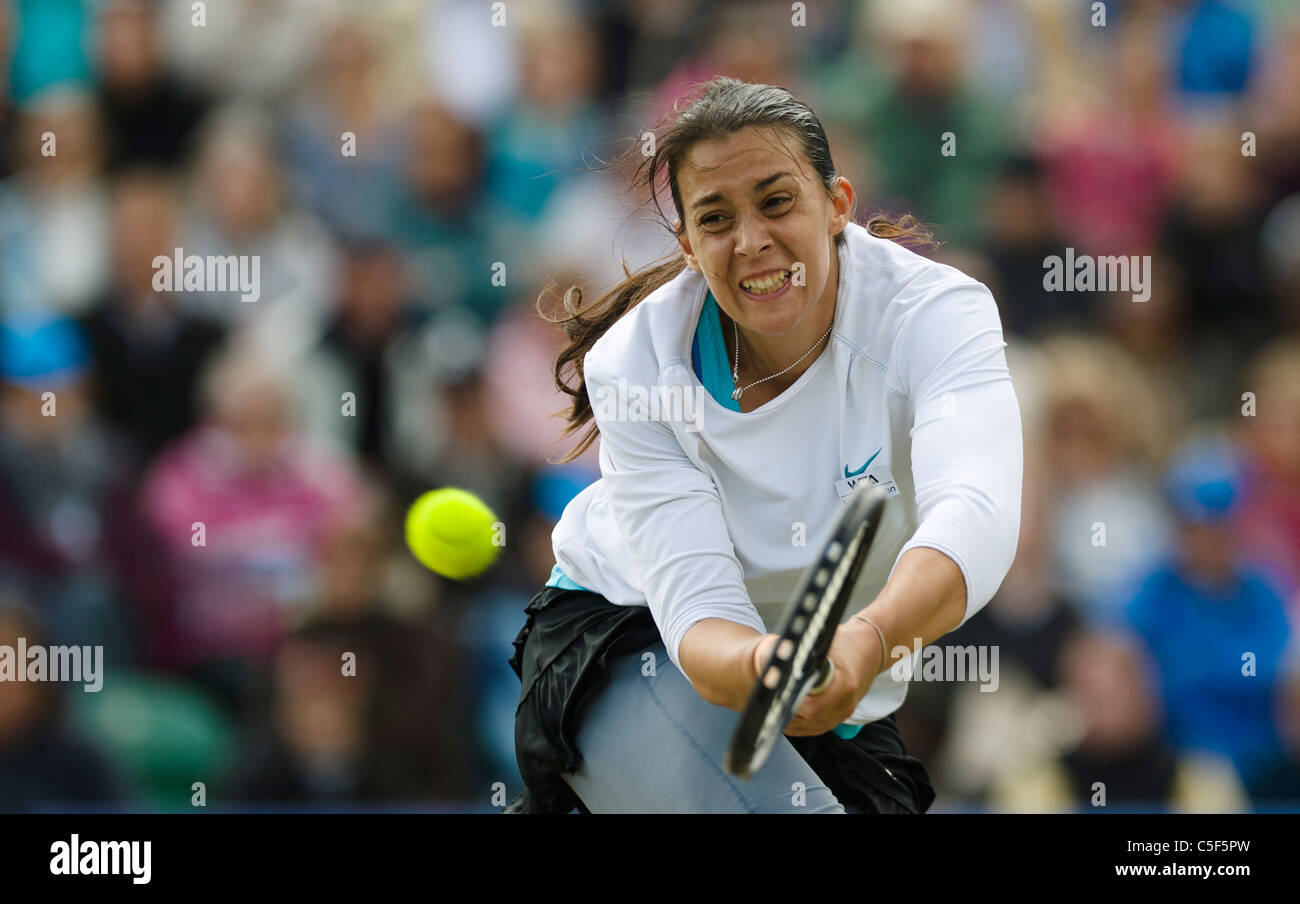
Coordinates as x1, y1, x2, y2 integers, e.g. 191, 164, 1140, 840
140, 338, 371, 710
1038, 20, 1182, 257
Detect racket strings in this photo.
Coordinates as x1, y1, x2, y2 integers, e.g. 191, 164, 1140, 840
756, 521, 870, 728
728, 487, 888, 779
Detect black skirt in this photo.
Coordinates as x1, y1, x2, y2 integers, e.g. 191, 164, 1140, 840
507, 584, 936, 814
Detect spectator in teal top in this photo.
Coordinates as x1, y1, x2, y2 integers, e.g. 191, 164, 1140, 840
6, 0, 91, 102
831, 0, 1008, 246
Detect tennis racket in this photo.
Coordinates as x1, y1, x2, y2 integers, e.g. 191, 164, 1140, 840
724, 483, 889, 780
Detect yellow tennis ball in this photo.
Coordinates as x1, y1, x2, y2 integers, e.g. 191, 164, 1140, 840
404, 488, 501, 580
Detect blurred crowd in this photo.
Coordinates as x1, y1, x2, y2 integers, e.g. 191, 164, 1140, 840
0, 0, 1297, 812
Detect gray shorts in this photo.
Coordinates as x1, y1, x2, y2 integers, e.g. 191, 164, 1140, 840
561, 640, 842, 813
510, 586, 933, 814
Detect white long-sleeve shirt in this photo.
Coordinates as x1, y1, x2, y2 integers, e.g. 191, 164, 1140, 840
551, 221, 1023, 725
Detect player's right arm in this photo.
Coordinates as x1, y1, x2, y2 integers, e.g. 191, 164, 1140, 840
583, 348, 768, 707
678, 618, 770, 710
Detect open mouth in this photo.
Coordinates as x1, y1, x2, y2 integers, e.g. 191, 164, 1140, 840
738, 269, 792, 297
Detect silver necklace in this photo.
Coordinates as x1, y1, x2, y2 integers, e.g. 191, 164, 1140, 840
730, 315, 834, 401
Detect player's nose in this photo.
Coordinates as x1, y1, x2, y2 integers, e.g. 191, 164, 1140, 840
733, 209, 774, 259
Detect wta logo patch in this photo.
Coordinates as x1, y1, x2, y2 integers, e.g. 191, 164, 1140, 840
835, 451, 898, 502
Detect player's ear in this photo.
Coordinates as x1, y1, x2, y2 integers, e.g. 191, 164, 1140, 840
674, 219, 699, 272
828, 176, 854, 235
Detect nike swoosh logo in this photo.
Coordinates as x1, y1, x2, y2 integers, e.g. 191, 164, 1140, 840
844, 447, 882, 479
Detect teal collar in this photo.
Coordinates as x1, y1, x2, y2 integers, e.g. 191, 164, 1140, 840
691, 291, 742, 412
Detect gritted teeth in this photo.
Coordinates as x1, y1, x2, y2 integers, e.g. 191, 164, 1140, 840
739, 270, 791, 292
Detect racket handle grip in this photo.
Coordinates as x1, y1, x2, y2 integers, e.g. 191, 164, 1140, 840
809, 659, 835, 695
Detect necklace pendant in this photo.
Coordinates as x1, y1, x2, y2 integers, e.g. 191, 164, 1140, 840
731, 387, 743, 401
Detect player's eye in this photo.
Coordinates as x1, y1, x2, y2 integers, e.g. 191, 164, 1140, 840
765, 195, 792, 211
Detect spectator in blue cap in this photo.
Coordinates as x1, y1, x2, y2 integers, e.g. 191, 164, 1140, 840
0, 311, 91, 389
1123, 434, 1300, 802
0, 311, 171, 657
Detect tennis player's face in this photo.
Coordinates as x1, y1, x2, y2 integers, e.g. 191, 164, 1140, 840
674, 126, 852, 336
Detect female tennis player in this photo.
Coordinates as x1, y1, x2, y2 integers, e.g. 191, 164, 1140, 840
507, 77, 1023, 814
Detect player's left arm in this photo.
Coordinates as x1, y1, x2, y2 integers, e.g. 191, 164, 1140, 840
786, 547, 967, 734
799, 280, 1024, 728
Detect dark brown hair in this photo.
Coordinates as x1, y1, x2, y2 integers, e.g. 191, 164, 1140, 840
541, 77, 934, 463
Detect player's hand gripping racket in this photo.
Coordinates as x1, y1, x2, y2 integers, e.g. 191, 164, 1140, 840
724, 484, 889, 780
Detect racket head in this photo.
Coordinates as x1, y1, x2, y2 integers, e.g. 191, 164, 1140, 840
724, 483, 889, 780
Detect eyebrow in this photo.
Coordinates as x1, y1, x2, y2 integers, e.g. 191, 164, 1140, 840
689, 171, 794, 211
